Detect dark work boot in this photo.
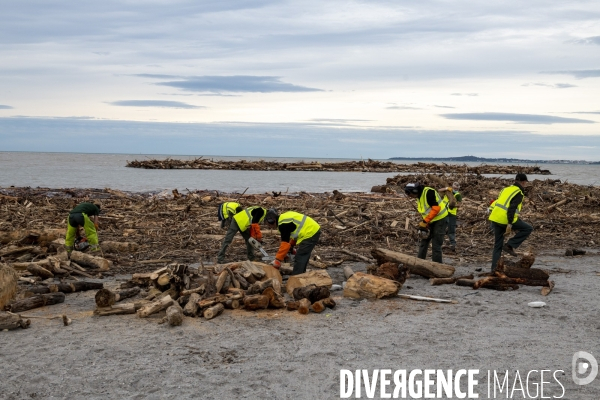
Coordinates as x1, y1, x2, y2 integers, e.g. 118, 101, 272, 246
502, 244, 517, 257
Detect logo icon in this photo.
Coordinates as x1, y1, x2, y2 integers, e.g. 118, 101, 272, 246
573, 351, 598, 385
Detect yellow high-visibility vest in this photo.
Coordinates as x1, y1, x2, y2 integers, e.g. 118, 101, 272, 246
221, 202, 241, 219
418, 187, 448, 222
278, 211, 320, 244
488, 185, 523, 224
233, 206, 267, 232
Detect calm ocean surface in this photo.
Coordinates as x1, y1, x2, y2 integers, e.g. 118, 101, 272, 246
1, 152, 599, 194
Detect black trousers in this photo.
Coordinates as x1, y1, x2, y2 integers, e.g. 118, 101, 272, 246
491, 219, 533, 271
292, 230, 321, 275
417, 217, 448, 263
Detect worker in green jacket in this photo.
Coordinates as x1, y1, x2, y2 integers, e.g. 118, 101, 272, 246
65, 202, 101, 254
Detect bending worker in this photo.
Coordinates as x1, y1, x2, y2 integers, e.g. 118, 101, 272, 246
217, 201, 242, 229
442, 182, 462, 252
489, 173, 533, 271
65, 202, 101, 254
217, 206, 267, 264
265, 209, 321, 275
404, 183, 448, 263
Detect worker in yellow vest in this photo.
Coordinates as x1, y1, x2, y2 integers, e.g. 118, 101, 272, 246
217, 206, 267, 264
488, 173, 533, 271
441, 182, 462, 252
217, 201, 242, 229
405, 183, 449, 263
265, 209, 321, 275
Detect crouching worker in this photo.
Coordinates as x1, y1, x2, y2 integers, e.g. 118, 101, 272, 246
65, 202, 101, 254
217, 206, 267, 264
265, 209, 321, 275
217, 201, 242, 229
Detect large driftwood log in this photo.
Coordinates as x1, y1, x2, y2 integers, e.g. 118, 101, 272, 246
292, 284, 330, 303
69, 251, 112, 271
371, 248, 455, 278
183, 293, 201, 316
243, 294, 269, 311
6, 292, 66, 312
137, 295, 173, 318
166, 304, 184, 326
26, 264, 54, 279
0, 228, 65, 246
0, 264, 18, 309
286, 270, 332, 296
343, 272, 400, 299
498, 265, 549, 280
95, 287, 140, 307
474, 277, 549, 290
100, 241, 138, 253
203, 303, 224, 320
0, 311, 31, 329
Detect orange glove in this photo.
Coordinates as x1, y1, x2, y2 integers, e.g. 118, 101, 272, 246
250, 223, 262, 241
423, 205, 440, 224
275, 241, 291, 262
289, 239, 296, 247
272, 259, 281, 269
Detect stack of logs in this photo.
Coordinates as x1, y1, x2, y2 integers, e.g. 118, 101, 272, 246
93, 261, 339, 326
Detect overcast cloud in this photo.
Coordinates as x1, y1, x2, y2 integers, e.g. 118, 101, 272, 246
1, 1, 600, 159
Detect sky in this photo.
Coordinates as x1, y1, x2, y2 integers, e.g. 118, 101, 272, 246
1, 0, 600, 159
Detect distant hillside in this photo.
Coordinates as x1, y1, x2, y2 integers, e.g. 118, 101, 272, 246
388, 156, 600, 164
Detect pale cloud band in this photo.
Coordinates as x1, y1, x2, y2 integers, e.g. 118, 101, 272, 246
441, 112, 595, 124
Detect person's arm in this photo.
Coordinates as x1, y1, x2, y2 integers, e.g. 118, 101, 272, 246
249, 208, 266, 240
273, 222, 295, 268
506, 193, 523, 224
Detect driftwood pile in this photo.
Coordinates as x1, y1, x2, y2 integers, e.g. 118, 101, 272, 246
94, 261, 338, 325
125, 158, 551, 175
0, 171, 597, 277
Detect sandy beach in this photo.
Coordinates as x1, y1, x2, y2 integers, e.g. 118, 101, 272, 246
2, 250, 599, 399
